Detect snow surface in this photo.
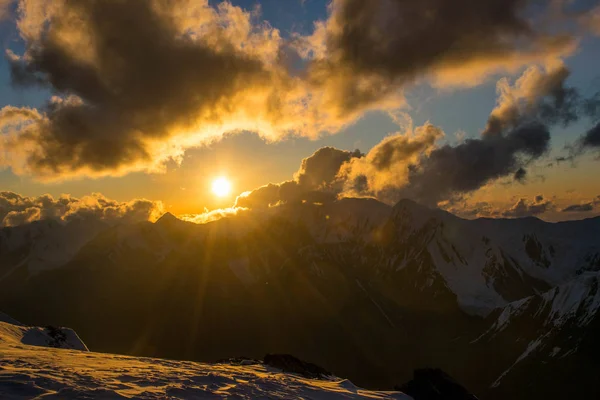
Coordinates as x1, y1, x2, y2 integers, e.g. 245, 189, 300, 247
0, 318, 412, 399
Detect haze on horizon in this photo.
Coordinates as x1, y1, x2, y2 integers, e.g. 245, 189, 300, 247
1, 0, 600, 226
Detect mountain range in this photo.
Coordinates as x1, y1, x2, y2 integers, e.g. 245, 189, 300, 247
1, 198, 599, 399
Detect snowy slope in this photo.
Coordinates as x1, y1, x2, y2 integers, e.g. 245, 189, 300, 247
480, 270, 600, 350
464, 270, 600, 390
388, 200, 600, 315
0, 313, 88, 351
0, 218, 108, 279
0, 323, 412, 399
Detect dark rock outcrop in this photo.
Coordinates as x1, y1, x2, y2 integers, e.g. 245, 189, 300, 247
263, 354, 332, 380
396, 368, 479, 400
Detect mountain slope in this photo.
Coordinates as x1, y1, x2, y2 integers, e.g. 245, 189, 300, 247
1, 198, 600, 399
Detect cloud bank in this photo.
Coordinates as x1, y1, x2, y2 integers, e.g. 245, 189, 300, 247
501, 195, 554, 218
0, 191, 164, 227
561, 196, 600, 213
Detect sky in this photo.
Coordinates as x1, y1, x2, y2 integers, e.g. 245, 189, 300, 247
1, 0, 600, 226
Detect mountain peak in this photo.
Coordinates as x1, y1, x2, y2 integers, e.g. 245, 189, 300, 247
392, 198, 432, 214
155, 212, 179, 225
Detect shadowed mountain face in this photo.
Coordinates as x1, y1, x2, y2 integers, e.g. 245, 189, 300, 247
1, 198, 600, 399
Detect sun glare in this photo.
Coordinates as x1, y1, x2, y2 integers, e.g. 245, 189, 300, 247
212, 177, 232, 197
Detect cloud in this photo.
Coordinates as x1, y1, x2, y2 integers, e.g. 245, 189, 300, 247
566, 117, 600, 159
234, 59, 600, 209
513, 167, 527, 182
336, 63, 586, 205
442, 201, 500, 219
296, 146, 363, 188
235, 147, 361, 208
501, 195, 554, 218
298, 0, 577, 117
0, 0, 588, 181
562, 87, 600, 158
364, 61, 600, 205
561, 196, 600, 212
0, 191, 164, 227
3, 207, 41, 227
397, 121, 550, 205
235, 116, 549, 209
0, 0, 12, 20
179, 207, 245, 224
581, 122, 600, 149
444, 195, 562, 219
562, 203, 593, 212
0, 0, 318, 179
338, 123, 443, 201
484, 63, 579, 135
582, 5, 600, 36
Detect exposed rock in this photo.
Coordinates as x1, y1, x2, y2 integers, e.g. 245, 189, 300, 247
396, 368, 479, 400
263, 354, 332, 380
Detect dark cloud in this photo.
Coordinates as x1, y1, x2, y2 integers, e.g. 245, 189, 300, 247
235, 147, 361, 208
565, 121, 600, 159
444, 201, 499, 219
562, 91, 600, 158
0, 191, 164, 227
502, 195, 553, 218
398, 122, 550, 205
561, 196, 600, 212
562, 203, 593, 212
582, 122, 600, 149
296, 147, 363, 188
234, 183, 284, 209
301, 0, 576, 116
514, 167, 527, 182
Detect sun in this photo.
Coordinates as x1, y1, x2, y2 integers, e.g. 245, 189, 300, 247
211, 177, 232, 197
